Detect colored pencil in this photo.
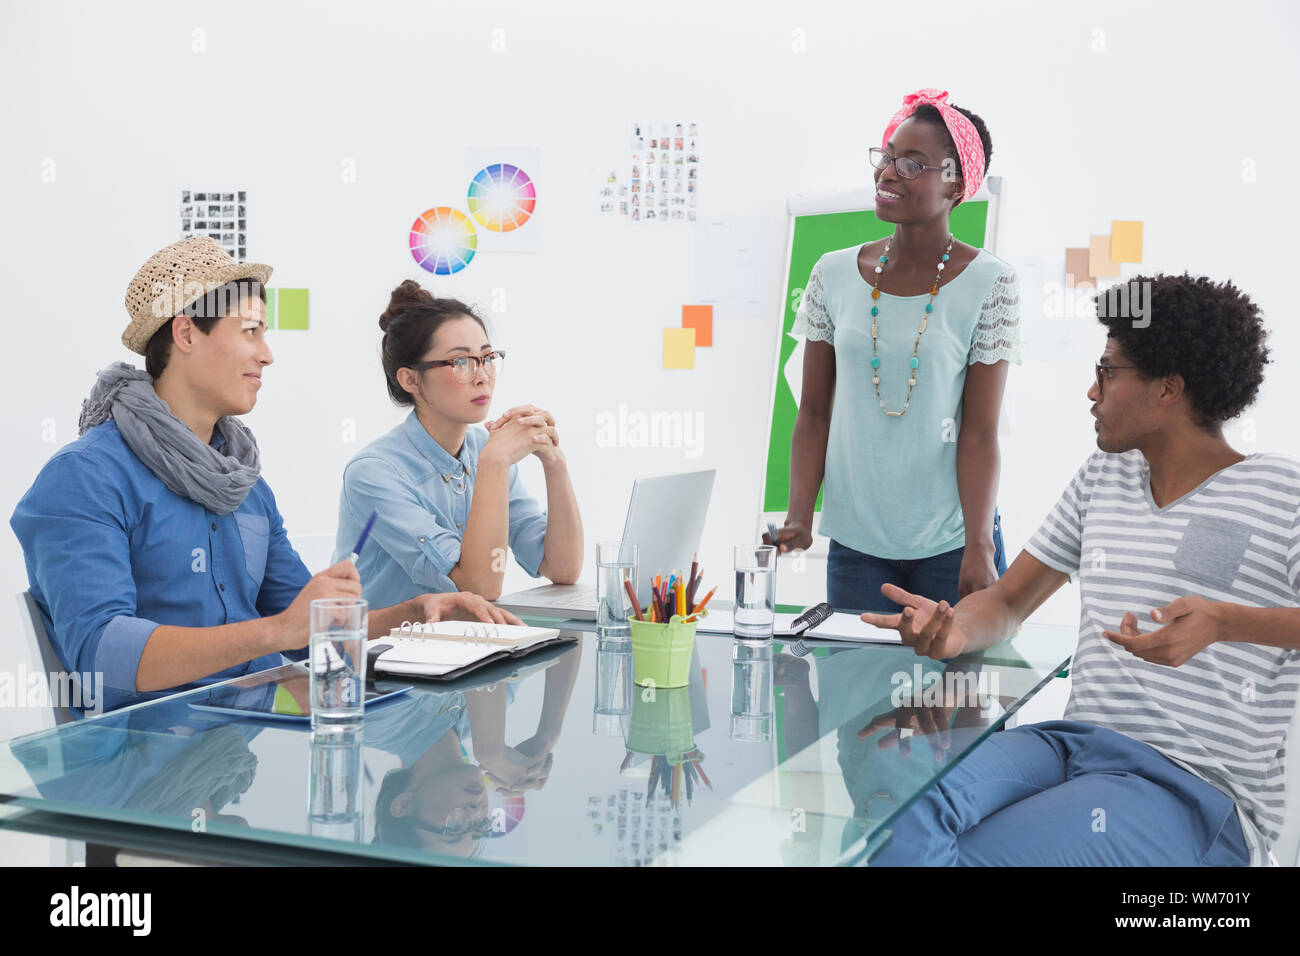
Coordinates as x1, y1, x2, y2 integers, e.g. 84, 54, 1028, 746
684, 585, 717, 621
624, 578, 644, 621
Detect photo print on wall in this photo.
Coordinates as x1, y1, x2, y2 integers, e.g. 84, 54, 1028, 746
604, 122, 698, 223
180, 189, 247, 261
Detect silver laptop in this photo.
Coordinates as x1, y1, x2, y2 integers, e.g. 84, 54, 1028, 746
495, 469, 716, 621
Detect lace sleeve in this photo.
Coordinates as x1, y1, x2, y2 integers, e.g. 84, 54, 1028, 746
791, 257, 833, 344
968, 268, 1022, 365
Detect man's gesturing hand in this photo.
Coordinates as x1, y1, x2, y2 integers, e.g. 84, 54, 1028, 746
860, 583, 969, 660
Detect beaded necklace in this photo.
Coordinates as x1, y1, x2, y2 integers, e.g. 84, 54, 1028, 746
868, 233, 954, 418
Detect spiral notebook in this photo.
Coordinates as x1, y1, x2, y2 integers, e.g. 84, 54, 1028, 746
365, 621, 574, 679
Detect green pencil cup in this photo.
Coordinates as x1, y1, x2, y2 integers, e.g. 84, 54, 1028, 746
626, 685, 696, 757
628, 614, 696, 689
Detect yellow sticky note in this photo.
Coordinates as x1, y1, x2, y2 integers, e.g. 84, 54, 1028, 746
664, 327, 696, 369
1110, 221, 1143, 262
1089, 236, 1121, 278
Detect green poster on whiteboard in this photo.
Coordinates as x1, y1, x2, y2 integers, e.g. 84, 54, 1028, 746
762, 200, 990, 514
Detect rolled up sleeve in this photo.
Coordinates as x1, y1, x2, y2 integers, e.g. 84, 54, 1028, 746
95, 615, 161, 694
342, 456, 463, 587
506, 464, 548, 578
10, 454, 157, 698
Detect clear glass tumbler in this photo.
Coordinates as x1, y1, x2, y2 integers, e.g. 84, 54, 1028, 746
596, 541, 638, 638
309, 598, 368, 731
733, 545, 776, 639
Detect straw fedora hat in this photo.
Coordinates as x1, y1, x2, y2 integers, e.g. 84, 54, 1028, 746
122, 237, 272, 354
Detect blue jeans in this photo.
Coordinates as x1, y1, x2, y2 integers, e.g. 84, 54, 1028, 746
827, 510, 1007, 614
868, 720, 1251, 866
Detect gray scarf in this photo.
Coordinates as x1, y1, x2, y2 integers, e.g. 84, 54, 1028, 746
78, 362, 261, 514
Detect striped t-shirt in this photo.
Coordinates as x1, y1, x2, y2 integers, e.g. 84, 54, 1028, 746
1025, 450, 1300, 866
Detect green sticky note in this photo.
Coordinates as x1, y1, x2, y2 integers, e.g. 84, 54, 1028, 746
263, 288, 277, 329
277, 288, 309, 330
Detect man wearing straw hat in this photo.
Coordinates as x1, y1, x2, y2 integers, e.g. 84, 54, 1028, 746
11, 237, 520, 714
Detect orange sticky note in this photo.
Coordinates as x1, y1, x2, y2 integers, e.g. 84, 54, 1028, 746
1065, 248, 1093, 288
681, 304, 713, 347
1089, 236, 1121, 278
664, 328, 696, 369
1110, 221, 1143, 262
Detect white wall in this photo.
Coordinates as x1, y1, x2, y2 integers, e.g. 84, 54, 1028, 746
2, 0, 1298, 743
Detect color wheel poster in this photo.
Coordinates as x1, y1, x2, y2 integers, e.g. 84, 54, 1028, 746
464, 146, 540, 254
408, 148, 540, 274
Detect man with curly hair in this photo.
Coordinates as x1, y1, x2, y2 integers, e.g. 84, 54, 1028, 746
863, 273, 1299, 866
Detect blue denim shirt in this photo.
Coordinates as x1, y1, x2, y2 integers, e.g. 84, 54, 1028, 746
333, 411, 547, 608
9, 420, 311, 713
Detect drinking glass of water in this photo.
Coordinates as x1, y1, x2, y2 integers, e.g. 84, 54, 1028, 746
309, 598, 368, 731
596, 541, 638, 638
733, 545, 776, 639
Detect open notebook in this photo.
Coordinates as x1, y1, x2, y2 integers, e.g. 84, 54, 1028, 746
366, 621, 575, 680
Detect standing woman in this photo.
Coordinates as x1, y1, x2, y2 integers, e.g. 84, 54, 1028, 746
335, 281, 583, 604
770, 89, 1021, 614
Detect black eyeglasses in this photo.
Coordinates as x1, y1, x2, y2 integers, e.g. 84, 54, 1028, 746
408, 351, 506, 384
1094, 362, 1138, 395
869, 147, 946, 180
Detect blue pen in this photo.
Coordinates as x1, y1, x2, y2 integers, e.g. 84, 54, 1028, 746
318, 508, 377, 674
349, 510, 378, 564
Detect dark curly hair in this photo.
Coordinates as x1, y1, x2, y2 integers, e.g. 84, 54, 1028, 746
1096, 273, 1270, 427
909, 102, 993, 206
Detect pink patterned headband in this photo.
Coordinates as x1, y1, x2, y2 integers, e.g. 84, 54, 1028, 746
880, 88, 985, 202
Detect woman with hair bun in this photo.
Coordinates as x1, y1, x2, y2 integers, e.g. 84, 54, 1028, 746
333, 280, 582, 604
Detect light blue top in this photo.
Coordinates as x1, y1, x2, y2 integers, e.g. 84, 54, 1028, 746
792, 244, 1022, 559
334, 411, 548, 608
9, 420, 311, 713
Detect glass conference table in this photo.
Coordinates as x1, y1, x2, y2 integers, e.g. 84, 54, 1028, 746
0, 607, 1075, 866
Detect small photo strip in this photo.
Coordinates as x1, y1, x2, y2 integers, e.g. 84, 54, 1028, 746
182, 189, 248, 260
622, 122, 698, 223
